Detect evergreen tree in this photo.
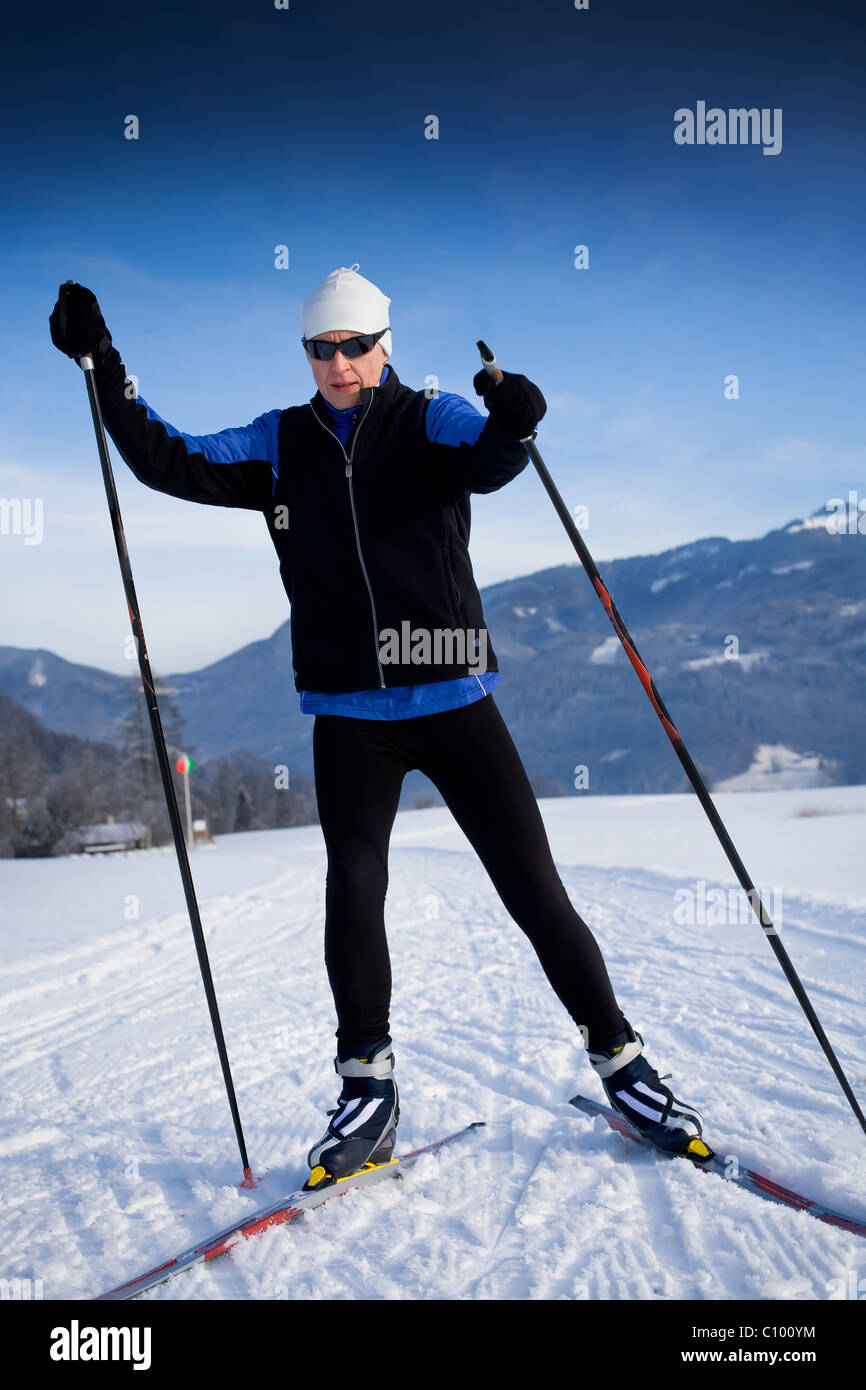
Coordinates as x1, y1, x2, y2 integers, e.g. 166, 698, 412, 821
46, 742, 123, 832
233, 784, 254, 833
17, 794, 61, 857
116, 674, 191, 843
0, 703, 44, 836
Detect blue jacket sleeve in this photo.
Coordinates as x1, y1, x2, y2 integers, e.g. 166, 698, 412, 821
425, 390, 529, 495
93, 346, 280, 511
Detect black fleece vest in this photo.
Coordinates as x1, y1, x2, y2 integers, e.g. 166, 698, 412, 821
270, 367, 497, 692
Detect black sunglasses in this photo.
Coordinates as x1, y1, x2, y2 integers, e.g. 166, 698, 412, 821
302, 329, 388, 361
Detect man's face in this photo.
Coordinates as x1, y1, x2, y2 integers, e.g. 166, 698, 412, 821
307, 330, 387, 410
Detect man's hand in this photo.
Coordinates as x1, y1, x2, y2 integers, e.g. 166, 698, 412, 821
473, 367, 546, 440
49, 281, 112, 362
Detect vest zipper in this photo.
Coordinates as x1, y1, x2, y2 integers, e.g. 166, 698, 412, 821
311, 397, 386, 689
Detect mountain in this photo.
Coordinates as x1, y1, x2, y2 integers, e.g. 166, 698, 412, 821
0, 648, 133, 746
0, 622, 312, 782
1, 507, 863, 798
482, 510, 866, 794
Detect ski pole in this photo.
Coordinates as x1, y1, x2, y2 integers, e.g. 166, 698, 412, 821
69, 292, 256, 1187
477, 339, 866, 1142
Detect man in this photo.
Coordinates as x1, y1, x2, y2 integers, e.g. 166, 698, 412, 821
50, 267, 704, 1184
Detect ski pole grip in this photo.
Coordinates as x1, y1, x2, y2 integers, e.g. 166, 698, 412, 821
476, 339, 504, 386
59, 278, 95, 370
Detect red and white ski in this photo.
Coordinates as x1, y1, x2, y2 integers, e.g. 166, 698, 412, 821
571, 1094, 866, 1240
95, 1121, 485, 1301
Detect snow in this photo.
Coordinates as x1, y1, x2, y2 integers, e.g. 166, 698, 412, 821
1, 785, 865, 1301
714, 744, 838, 793
651, 572, 687, 593
787, 516, 830, 533
683, 651, 767, 671
771, 560, 815, 576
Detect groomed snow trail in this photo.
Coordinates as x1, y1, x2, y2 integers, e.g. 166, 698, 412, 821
2, 788, 864, 1300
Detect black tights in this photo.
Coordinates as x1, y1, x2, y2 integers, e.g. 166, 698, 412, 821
312, 695, 625, 1049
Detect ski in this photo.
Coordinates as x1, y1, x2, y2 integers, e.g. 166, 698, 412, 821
570, 1094, 866, 1240
95, 1120, 485, 1301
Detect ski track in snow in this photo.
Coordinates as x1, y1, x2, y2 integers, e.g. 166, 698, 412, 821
1, 789, 865, 1301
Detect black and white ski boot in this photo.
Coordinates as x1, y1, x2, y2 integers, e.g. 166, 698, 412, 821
304, 1035, 399, 1190
586, 1018, 709, 1159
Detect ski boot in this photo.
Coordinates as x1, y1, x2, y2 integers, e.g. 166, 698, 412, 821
586, 1018, 711, 1161
304, 1035, 399, 1190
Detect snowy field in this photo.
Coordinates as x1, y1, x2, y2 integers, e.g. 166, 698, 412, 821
2, 784, 865, 1302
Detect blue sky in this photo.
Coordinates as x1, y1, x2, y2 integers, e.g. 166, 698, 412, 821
1, 0, 864, 673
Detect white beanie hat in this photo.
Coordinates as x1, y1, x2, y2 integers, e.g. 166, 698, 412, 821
302, 264, 392, 358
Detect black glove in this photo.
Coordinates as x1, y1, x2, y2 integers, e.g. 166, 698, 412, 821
49, 281, 112, 362
473, 367, 546, 439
